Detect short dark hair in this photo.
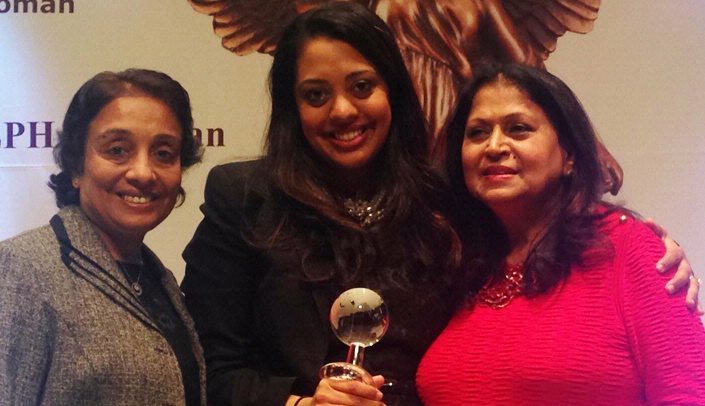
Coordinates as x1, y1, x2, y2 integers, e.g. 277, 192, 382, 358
49, 69, 202, 207
445, 63, 604, 297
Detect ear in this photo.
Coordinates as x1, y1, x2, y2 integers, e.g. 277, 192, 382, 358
72, 175, 81, 189
562, 156, 575, 176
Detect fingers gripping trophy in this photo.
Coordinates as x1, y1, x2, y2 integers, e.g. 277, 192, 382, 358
319, 288, 389, 381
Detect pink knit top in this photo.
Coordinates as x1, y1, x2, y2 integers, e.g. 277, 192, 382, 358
417, 212, 705, 405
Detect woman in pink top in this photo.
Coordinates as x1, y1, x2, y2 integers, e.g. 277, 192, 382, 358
416, 63, 705, 405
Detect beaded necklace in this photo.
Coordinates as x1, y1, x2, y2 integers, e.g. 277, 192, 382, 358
341, 192, 386, 228
476, 261, 524, 309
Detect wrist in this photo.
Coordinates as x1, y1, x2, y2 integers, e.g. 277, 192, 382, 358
293, 396, 309, 406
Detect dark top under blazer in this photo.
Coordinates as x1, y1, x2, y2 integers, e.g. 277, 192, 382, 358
0, 205, 207, 406
182, 160, 452, 406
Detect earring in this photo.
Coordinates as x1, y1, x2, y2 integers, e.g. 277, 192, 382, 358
72, 177, 80, 188
563, 162, 574, 177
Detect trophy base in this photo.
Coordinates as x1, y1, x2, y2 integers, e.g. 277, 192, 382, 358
319, 362, 366, 381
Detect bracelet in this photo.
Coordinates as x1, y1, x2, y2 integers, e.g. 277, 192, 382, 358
293, 397, 308, 406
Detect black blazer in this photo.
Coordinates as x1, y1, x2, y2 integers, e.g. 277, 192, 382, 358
182, 160, 451, 406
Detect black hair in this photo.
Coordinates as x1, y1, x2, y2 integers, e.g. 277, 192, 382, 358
445, 63, 606, 298
251, 2, 462, 292
49, 68, 202, 207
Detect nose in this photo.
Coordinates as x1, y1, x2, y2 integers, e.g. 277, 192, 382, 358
485, 127, 509, 158
329, 94, 358, 124
126, 152, 156, 184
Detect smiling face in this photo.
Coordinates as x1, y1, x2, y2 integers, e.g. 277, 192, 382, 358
295, 37, 392, 181
73, 96, 183, 259
462, 80, 573, 220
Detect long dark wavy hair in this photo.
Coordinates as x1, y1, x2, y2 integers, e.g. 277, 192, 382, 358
49, 69, 203, 208
445, 63, 610, 299
251, 2, 462, 290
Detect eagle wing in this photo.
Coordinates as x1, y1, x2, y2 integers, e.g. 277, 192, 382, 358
188, 0, 301, 55
503, 0, 601, 61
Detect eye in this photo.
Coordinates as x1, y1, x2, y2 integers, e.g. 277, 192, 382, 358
157, 150, 174, 160
301, 87, 330, 107
103, 144, 130, 163
155, 147, 180, 164
465, 126, 488, 139
350, 79, 374, 97
95, 142, 130, 164
509, 123, 532, 134
108, 146, 126, 156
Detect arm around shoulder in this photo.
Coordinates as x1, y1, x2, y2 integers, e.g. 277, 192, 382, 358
617, 219, 705, 403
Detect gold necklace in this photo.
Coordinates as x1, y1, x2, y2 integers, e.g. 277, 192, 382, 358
476, 262, 523, 309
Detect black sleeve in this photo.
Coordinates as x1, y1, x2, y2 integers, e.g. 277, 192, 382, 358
181, 162, 296, 406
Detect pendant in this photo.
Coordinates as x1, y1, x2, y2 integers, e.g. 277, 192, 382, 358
131, 282, 143, 296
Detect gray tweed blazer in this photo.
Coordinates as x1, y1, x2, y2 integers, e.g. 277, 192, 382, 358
0, 206, 206, 405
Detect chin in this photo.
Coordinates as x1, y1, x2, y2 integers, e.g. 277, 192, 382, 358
121, 217, 165, 234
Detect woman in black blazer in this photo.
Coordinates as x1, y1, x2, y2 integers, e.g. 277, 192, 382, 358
182, 4, 461, 406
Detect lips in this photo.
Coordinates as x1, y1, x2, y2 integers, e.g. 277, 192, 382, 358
482, 165, 518, 176
328, 127, 365, 142
120, 194, 155, 204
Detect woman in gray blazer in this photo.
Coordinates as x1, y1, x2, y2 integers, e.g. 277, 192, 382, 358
0, 69, 206, 406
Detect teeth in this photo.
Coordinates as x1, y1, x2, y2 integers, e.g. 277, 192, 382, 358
123, 195, 153, 204
334, 129, 363, 141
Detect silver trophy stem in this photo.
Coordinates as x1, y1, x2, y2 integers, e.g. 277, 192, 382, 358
347, 344, 365, 366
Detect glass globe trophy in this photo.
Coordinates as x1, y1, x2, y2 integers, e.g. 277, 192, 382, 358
319, 288, 389, 381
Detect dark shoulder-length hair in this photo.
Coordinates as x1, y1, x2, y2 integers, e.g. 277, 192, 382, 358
445, 63, 605, 297
254, 1, 461, 289
265, 1, 430, 214
49, 68, 203, 208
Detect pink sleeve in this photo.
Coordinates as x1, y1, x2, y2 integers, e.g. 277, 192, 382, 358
617, 218, 705, 404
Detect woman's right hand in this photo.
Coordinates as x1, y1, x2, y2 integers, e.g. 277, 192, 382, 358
292, 373, 386, 406
314, 377, 385, 406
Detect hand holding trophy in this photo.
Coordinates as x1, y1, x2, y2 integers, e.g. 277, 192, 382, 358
319, 288, 389, 381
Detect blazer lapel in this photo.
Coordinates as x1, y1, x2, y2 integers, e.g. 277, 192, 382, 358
51, 207, 160, 333
149, 249, 207, 396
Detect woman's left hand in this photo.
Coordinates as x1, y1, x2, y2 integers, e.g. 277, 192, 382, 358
645, 218, 703, 314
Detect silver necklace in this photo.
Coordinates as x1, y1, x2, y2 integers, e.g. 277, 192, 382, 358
341, 192, 386, 228
117, 261, 143, 296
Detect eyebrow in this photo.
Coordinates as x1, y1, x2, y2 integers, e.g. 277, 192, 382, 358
296, 78, 328, 87
96, 128, 132, 139
297, 69, 378, 85
468, 111, 529, 122
152, 133, 182, 143
95, 129, 181, 141
346, 69, 377, 79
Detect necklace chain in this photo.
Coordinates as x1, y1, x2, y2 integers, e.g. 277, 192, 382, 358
476, 262, 523, 309
117, 260, 143, 296
341, 192, 385, 228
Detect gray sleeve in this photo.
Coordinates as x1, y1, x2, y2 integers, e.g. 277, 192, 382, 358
0, 248, 57, 406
